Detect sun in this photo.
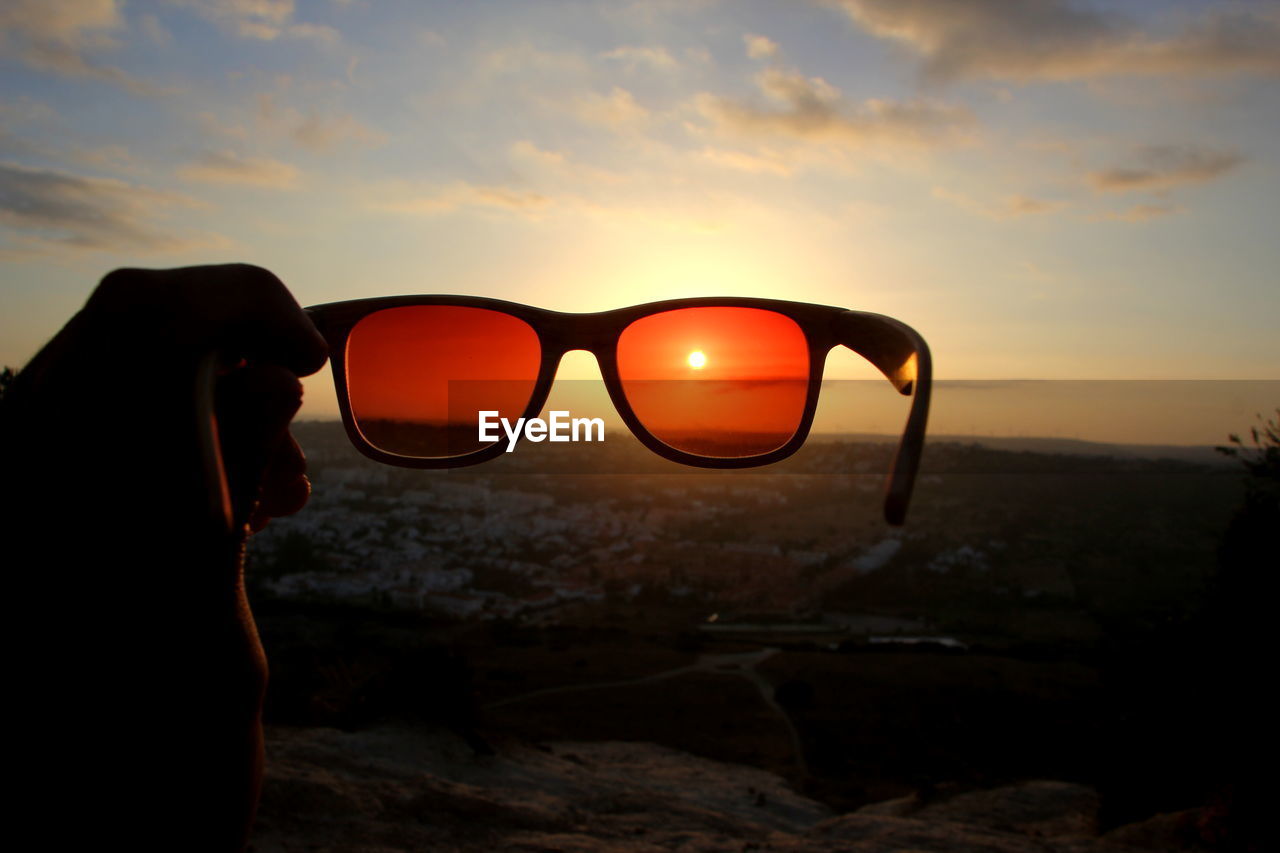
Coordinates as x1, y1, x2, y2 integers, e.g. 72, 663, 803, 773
687, 350, 707, 369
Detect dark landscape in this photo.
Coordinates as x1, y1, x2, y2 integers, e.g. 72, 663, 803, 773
245, 418, 1271, 851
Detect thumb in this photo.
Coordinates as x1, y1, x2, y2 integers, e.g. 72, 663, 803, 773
214, 362, 305, 533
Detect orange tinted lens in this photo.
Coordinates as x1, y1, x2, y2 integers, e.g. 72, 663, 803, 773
616, 307, 810, 457
345, 305, 541, 457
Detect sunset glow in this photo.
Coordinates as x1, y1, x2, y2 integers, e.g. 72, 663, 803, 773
0, 1, 1276, 442
687, 351, 707, 370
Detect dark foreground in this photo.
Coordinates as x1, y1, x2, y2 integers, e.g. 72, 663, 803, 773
247, 426, 1272, 850
251, 724, 1220, 852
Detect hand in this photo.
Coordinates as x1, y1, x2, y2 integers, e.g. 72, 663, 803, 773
2, 264, 327, 851
11, 263, 328, 531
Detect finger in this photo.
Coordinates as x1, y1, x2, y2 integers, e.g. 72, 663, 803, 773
186, 264, 329, 377
215, 363, 305, 529
252, 433, 311, 529
88, 265, 329, 378
248, 474, 308, 533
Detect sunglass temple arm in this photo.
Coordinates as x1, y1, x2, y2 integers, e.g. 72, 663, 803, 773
834, 312, 933, 526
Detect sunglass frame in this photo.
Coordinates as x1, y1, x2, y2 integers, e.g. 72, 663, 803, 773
306, 295, 931, 524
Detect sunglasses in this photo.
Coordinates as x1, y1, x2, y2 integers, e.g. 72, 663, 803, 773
304, 296, 931, 524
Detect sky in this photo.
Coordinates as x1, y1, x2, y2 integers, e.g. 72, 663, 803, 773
1, 0, 1277, 439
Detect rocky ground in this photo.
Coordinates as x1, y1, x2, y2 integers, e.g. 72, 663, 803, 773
250, 726, 1218, 852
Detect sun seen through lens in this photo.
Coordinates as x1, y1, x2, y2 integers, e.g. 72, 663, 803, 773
617, 306, 810, 457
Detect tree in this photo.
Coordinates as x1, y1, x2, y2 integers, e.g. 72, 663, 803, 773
0, 366, 14, 404
1216, 408, 1280, 503
1205, 408, 1278, 850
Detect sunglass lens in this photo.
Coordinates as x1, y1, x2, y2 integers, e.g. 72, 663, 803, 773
616, 307, 810, 457
345, 305, 541, 458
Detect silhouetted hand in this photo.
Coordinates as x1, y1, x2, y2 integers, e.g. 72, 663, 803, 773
1, 264, 327, 852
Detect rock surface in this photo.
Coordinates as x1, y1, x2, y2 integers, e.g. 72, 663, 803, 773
250, 726, 1208, 852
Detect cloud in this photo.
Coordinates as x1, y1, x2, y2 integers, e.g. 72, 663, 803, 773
194, 91, 385, 156
178, 0, 290, 39
370, 155, 773, 235
177, 150, 301, 188
0, 0, 122, 45
72, 144, 137, 172
256, 94, 385, 152
371, 144, 638, 222
377, 182, 553, 217
1088, 146, 1243, 193
290, 111, 383, 151
700, 67, 973, 148
173, 0, 340, 44
0, 161, 218, 252
1006, 194, 1061, 216
418, 29, 446, 48
0, 99, 143, 174
744, 34, 778, 60
283, 21, 340, 46
575, 87, 650, 129
508, 140, 567, 170
699, 147, 793, 176
829, 0, 1280, 82
0, 96, 57, 126
933, 186, 1064, 219
0, 0, 161, 94
462, 43, 595, 105
1093, 202, 1184, 223
196, 110, 250, 142
0, 129, 39, 161
379, 182, 746, 234
139, 13, 172, 47
507, 140, 627, 187
479, 43, 589, 76
600, 45, 679, 71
